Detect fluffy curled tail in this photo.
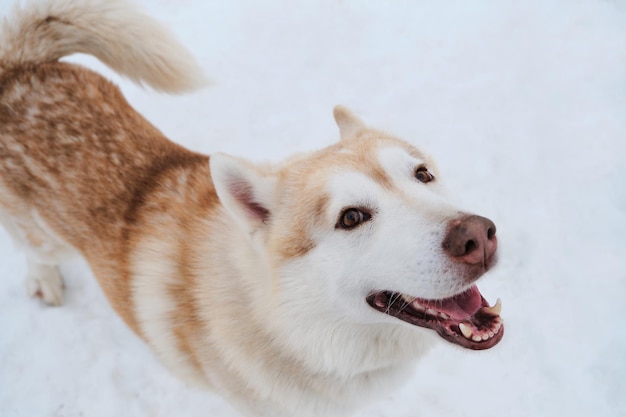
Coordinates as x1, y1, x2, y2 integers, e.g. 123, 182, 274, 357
0, 0, 207, 93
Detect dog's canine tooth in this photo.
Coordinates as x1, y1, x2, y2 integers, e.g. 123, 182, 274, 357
480, 298, 502, 317
459, 322, 473, 339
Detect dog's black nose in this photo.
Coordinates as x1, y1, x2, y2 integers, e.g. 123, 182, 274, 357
442, 215, 497, 265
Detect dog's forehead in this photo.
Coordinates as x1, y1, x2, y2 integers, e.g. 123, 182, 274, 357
279, 133, 437, 205
321, 135, 432, 184
339, 132, 426, 161
326, 142, 423, 201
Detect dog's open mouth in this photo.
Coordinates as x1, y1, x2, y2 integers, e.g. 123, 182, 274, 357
366, 285, 503, 350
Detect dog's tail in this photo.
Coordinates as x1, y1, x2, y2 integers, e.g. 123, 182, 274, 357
0, 0, 207, 93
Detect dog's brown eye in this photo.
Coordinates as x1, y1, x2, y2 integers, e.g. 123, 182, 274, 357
337, 208, 371, 230
415, 166, 434, 183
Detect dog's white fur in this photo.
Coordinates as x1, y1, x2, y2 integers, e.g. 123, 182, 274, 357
0, 1, 494, 416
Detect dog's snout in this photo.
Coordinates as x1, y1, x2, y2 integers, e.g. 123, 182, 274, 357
443, 215, 497, 265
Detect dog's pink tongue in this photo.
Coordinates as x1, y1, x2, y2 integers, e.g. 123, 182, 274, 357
418, 286, 483, 320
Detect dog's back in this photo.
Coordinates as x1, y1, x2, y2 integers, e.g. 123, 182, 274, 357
0, 0, 208, 328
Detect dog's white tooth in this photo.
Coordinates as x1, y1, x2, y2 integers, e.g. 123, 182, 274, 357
472, 335, 482, 342
494, 327, 500, 335
374, 298, 386, 308
482, 333, 489, 341
494, 321, 502, 330
459, 322, 472, 339
481, 298, 502, 317
411, 301, 424, 311
489, 331, 495, 338
439, 312, 449, 319
426, 308, 437, 316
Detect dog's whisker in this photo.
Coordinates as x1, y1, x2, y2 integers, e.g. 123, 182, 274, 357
386, 292, 401, 315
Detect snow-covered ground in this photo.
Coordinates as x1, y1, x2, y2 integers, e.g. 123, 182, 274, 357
1, 0, 625, 416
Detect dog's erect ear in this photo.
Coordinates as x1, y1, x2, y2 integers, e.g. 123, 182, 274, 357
210, 153, 276, 231
333, 105, 366, 141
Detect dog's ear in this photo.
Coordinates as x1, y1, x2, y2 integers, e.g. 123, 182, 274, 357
333, 105, 366, 141
210, 153, 276, 231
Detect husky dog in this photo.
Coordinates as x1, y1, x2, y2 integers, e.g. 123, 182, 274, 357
0, 1, 503, 416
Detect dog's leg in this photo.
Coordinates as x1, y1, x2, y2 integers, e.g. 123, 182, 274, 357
0, 209, 69, 306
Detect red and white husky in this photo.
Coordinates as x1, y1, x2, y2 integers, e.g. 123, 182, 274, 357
0, 1, 503, 416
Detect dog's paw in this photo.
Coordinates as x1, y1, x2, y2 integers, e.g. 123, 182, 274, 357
26, 264, 64, 306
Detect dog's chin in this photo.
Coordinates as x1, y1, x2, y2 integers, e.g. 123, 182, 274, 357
366, 285, 504, 350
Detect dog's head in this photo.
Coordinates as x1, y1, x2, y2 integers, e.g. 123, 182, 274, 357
210, 106, 503, 359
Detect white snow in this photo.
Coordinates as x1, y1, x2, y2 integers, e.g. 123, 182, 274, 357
1, 0, 625, 416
